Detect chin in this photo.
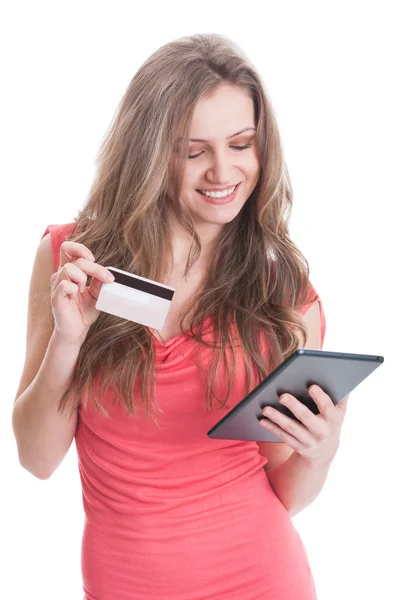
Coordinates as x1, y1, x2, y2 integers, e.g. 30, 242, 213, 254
195, 210, 241, 227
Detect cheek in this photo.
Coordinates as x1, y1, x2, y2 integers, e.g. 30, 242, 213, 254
181, 168, 200, 193
247, 151, 260, 173
248, 158, 261, 186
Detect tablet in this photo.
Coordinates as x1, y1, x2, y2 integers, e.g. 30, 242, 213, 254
207, 349, 384, 443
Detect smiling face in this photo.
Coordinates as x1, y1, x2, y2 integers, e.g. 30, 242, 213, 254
171, 84, 261, 231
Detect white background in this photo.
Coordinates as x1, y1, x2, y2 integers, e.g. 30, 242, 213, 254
1, 1, 396, 599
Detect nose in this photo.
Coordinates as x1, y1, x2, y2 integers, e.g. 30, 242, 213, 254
206, 150, 235, 185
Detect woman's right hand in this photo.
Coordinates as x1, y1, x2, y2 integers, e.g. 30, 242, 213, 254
50, 241, 115, 345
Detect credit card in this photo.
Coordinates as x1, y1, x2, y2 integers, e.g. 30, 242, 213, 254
95, 267, 175, 330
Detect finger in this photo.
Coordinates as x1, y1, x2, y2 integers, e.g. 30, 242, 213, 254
52, 279, 80, 302
59, 241, 95, 267
78, 260, 115, 300
259, 417, 303, 450
51, 281, 81, 316
279, 394, 321, 430
86, 274, 107, 301
54, 262, 88, 293
64, 258, 114, 285
260, 406, 316, 446
308, 385, 336, 417
86, 287, 99, 301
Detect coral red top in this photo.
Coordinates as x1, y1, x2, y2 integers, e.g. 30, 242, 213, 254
41, 223, 326, 600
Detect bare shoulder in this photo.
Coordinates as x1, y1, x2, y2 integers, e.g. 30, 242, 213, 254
36, 231, 56, 272
299, 300, 322, 350
13, 233, 57, 403
26, 232, 57, 337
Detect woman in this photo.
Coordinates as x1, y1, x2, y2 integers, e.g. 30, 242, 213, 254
12, 33, 348, 600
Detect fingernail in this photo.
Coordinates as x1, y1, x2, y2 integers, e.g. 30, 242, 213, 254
106, 272, 115, 282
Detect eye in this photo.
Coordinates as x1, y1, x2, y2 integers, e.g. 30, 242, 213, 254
187, 143, 253, 160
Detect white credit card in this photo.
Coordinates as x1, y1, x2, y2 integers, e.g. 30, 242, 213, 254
95, 267, 175, 330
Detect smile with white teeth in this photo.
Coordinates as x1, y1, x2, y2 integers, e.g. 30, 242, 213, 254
197, 184, 237, 198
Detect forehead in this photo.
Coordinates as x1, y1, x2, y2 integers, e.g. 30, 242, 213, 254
178, 85, 255, 142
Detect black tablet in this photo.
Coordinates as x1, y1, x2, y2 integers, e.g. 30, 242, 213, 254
207, 349, 384, 443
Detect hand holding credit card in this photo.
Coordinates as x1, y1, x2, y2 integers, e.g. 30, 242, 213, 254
95, 267, 175, 330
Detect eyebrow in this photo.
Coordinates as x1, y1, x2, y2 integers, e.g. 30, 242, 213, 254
176, 127, 256, 144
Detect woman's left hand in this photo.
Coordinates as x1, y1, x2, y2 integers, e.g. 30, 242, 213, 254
259, 385, 349, 464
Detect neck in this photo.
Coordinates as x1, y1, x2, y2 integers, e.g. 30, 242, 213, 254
166, 213, 221, 271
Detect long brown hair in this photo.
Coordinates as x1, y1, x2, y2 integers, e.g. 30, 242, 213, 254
48, 33, 317, 423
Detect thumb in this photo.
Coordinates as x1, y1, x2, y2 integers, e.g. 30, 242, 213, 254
87, 275, 105, 300
337, 394, 350, 414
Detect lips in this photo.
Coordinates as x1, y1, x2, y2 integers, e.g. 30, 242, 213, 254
196, 182, 241, 205
196, 182, 240, 196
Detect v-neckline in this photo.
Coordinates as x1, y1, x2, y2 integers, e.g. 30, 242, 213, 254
149, 329, 187, 346
149, 315, 214, 347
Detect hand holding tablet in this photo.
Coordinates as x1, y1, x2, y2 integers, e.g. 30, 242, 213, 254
207, 349, 384, 444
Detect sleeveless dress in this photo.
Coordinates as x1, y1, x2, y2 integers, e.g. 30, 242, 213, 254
41, 223, 326, 600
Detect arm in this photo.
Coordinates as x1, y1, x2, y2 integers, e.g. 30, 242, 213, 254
263, 300, 338, 516
12, 331, 82, 479
11, 234, 82, 479
266, 450, 333, 517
